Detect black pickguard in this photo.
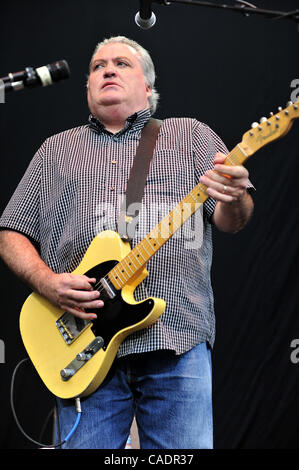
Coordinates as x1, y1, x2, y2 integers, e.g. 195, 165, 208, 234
84, 260, 153, 349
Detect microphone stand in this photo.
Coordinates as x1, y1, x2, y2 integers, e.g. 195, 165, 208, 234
158, 0, 299, 29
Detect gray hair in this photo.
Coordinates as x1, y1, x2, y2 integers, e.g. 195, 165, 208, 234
89, 36, 159, 115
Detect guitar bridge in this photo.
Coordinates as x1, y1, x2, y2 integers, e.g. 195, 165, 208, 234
56, 313, 91, 345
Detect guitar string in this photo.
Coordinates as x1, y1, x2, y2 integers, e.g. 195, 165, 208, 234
82, 148, 245, 313
91, 189, 206, 295
90, 148, 249, 295
91, 216, 175, 293
89, 158, 236, 296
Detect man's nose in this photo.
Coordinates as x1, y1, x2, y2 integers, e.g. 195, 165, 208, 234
103, 66, 117, 78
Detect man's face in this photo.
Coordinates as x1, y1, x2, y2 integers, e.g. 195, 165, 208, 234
87, 42, 152, 117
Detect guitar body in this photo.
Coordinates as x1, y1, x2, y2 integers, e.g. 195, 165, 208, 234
19, 231, 166, 399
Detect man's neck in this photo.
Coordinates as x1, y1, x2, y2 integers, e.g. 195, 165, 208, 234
91, 104, 146, 134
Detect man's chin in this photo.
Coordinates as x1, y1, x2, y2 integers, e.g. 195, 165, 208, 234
100, 98, 123, 107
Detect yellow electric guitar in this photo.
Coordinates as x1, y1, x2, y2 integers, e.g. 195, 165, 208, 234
19, 100, 299, 399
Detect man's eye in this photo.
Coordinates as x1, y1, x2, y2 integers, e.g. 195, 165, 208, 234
94, 64, 104, 70
117, 61, 128, 67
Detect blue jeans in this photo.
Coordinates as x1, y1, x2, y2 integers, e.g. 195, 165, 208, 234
56, 342, 213, 449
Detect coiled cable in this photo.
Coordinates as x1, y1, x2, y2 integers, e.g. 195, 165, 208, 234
10, 357, 81, 448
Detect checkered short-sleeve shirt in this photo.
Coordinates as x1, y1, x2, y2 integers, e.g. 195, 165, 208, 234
0, 108, 234, 355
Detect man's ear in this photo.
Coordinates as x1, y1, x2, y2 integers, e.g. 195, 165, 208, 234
146, 84, 152, 98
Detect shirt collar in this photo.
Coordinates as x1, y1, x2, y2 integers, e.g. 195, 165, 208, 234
88, 108, 151, 136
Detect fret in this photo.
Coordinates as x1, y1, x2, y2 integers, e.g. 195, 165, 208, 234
144, 236, 157, 253
189, 192, 197, 203
225, 146, 247, 167
160, 218, 173, 239
180, 202, 193, 219
225, 153, 236, 166
122, 256, 134, 275
114, 264, 128, 284
139, 242, 151, 258
128, 250, 144, 268
126, 252, 139, 270
148, 235, 161, 248
108, 251, 142, 288
110, 272, 122, 289
237, 144, 249, 161
171, 207, 184, 233
134, 246, 147, 263
170, 208, 183, 232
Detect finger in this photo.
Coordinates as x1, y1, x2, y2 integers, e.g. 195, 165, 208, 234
202, 170, 231, 186
200, 173, 231, 196
75, 275, 97, 290
205, 186, 234, 203
200, 173, 232, 193
61, 305, 98, 320
213, 152, 227, 164
207, 172, 248, 189
78, 299, 104, 309
83, 276, 97, 288
214, 164, 248, 179
66, 288, 101, 302
211, 180, 234, 196
206, 182, 247, 202
63, 274, 97, 291
62, 295, 104, 313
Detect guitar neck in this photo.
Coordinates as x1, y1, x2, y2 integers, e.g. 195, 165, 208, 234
107, 99, 299, 289
108, 143, 249, 290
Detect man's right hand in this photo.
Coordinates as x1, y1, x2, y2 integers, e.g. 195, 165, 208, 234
39, 272, 104, 320
0, 230, 104, 320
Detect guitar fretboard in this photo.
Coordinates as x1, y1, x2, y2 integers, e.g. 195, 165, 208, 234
108, 143, 248, 290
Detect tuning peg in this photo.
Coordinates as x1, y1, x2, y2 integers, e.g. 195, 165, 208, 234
287, 101, 293, 106
260, 117, 267, 123
269, 112, 274, 116
278, 106, 282, 111
251, 122, 259, 128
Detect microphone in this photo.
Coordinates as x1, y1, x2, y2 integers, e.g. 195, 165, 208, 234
135, 0, 157, 29
1, 60, 70, 92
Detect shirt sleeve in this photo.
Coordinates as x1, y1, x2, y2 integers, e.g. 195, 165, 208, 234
0, 142, 45, 244
192, 119, 255, 221
192, 120, 229, 220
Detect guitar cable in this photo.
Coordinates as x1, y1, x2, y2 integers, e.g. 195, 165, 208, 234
10, 357, 82, 448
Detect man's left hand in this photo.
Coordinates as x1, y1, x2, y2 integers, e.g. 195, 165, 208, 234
199, 152, 249, 203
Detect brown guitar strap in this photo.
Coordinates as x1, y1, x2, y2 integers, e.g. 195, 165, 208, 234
118, 117, 162, 243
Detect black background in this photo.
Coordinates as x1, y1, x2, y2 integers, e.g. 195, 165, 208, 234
0, 0, 298, 449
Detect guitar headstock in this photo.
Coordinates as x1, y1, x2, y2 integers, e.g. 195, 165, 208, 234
241, 100, 299, 156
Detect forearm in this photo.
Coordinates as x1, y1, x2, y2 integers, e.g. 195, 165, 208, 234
0, 229, 53, 295
212, 191, 254, 233
0, 229, 103, 320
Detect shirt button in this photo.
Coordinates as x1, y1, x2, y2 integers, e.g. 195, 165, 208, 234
111, 160, 117, 164
110, 186, 115, 191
